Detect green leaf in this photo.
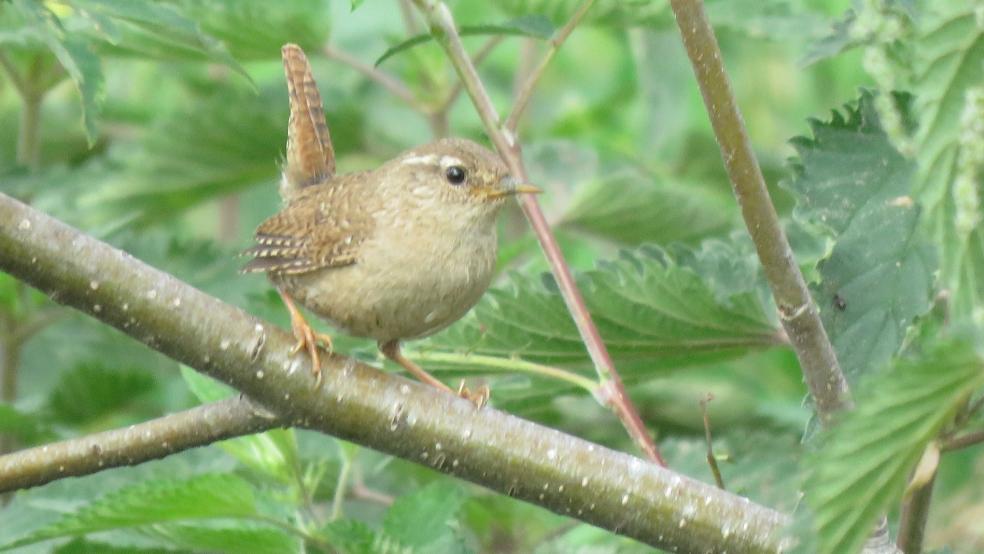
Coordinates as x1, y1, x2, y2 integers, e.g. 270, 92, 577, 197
375, 15, 555, 66
176, 0, 331, 61
784, 91, 935, 383
4, 474, 259, 549
47, 363, 158, 425
383, 480, 467, 549
0, 403, 53, 444
424, 242, 779, 403
69, 0, 251, 82
561, 170, 735, 245
320, 520, 378, 554
801, 339, 984, 554
9, 0, 106, 144
148, 522, 301, 554
913, 6, 984, 321
180, 366, 299, 484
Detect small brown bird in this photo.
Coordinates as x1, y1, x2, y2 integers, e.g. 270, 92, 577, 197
243, 44, 539, 404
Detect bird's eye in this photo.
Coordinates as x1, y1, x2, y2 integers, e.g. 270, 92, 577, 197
445, 165, 466, 185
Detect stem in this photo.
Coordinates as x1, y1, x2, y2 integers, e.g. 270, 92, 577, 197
322, 44, 426, 111
249, 515, 335, 551
330, 446, 354, 521
438, 36, 503, 114
410, 0, 665, 467
409, 351, 598, 393
941, 429, 984, 451
700, 394, 725, 489
897, 471, 936, 554
0, 192, 788, 553
0, 397, 279, 493
504, 0, 597, 132
668, 0, 852, 424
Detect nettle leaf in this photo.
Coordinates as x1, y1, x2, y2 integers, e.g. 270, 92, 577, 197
147, 522, 300, 554
180, 367, 299, 485
320, 520, 377, 554
913, 6, 984, 320
383, 480, 468, 550
801, 339, 984, 554
420, 242, 779, 410
69, 0, 250, 81
784, 91, 935, 383
4, 474, 259, 549
375, 15, 554, 66
8, 0, 106, 144
176, 0, 330, 61
89, 87, 285, 227
47, 363, 159, 425
561, 170, 735, 245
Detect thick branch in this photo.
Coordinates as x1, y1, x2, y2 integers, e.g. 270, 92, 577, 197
0, 193, 787, 553
409, 0, 665, 467
668, 0, 852, 422
0, 397, 279, 493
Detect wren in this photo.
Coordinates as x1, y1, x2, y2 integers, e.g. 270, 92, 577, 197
242, 44, 539, 405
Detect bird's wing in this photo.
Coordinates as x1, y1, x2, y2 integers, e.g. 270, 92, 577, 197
241, 184, 369, 276
281, 43, 335, 196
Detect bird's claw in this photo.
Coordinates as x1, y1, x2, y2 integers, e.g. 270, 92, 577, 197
457, 380, 490, 409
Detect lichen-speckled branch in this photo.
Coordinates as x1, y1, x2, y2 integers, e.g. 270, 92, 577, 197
0, 193, 788, 553
668, 0, 852, 422
0, 397, 279, 493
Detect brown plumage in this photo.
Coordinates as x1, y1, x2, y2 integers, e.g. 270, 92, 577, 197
281, 43, 334, 195
241, 44, 540, 404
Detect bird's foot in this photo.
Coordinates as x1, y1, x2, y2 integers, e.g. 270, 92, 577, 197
456, 380, 490, 409
279, 288, 331, 388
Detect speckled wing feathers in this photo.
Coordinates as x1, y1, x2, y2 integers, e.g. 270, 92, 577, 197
282, 43, 334, 194
242, 182, 368, 276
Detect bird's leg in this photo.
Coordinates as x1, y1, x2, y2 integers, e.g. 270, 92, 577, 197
379, 340, 489, 408
278, 288, 332, 388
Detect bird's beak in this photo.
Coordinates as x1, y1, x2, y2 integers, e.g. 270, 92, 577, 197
482, 176, 543, 200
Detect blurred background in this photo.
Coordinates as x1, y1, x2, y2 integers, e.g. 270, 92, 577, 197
1, 0, 979, 552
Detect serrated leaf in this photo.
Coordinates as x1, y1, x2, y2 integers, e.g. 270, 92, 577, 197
383, 480, 467, 549
4, 474, 259, 549
912, 6, 984, 321
424, 242, 779, 402
180, 366, 299, 484
321, 519, 378, 554
47, 362, 158, 425
784, 91, 935, 383
561, 170, 735, 245
801, 339, 984, 554
9, 0, 106, 144
375, 15, 555, 66
69, 0, 251, 83
176, 0, 331, 61
148, 522, 301, 554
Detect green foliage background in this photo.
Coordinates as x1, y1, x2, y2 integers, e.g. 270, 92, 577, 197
0, 0, 982, 552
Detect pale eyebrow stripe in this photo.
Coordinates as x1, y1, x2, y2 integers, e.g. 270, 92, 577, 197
400, 154, 439, 166
439, 155, 464, 168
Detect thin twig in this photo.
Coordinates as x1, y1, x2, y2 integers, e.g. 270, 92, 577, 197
668, 0, 852, 424
437, 36, 504, 114
941, 429, 984, 452
897, 471, 937, 554
322, 44, 426, 111
409, 351, 598, 393
0, 396, 280, 493
504, 0, 597, 132
411, 0, 665, 466
330, 446, 354, 521
700, 394, 725, 489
